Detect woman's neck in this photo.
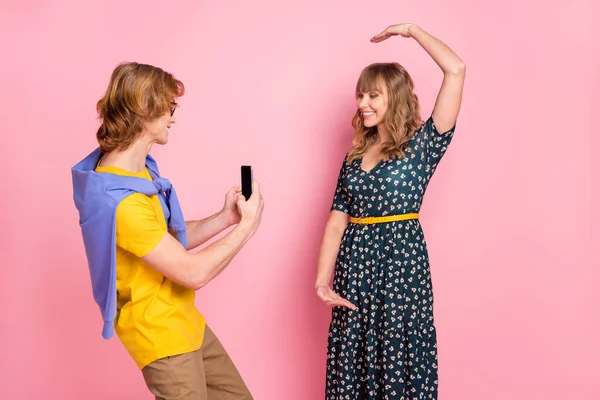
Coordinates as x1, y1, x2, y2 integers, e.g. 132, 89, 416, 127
375, 125, 391, 143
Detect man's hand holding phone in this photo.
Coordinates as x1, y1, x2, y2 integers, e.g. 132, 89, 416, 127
236, 180, 264, 237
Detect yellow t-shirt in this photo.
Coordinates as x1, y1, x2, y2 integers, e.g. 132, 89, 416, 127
95, 165, 206, 369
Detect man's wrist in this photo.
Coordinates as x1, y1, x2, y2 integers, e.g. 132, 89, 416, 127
236, 219, 255, 236
219, 208, 238, 227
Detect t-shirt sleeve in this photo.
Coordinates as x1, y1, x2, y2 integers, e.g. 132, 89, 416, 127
115, 193, 167, 258
330, 155, 351, 214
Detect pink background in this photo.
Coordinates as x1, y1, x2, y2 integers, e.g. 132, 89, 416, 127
1, 0, 598, 399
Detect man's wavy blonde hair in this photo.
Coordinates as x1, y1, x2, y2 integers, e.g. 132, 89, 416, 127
96, 62, 184, 153
348, 63, 422, 163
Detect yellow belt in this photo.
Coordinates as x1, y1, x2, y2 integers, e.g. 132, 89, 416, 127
349, 213, 419, 225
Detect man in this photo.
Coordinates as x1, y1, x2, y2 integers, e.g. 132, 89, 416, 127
72, 62, 263, 399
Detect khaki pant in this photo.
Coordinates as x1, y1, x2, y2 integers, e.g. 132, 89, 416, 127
142, 326, 253, 400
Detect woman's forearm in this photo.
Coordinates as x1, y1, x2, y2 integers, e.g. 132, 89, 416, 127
409, 25, 466, 75
315, 223, 346, 288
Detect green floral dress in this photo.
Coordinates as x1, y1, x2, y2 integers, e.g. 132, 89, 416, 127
326, 117, 455, 400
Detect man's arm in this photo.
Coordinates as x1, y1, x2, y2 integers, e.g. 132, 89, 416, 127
184, 186, 243, 250
144, 181, 264, 290
144, 220, 255, 290
184, 211, 234, 250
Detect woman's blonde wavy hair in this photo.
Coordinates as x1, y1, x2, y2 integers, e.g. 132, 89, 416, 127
96, 62, 184, 153
348, 63, 422, 163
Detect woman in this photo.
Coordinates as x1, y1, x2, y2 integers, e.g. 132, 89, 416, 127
315, 23, 465, 399
72, 62, 262, 399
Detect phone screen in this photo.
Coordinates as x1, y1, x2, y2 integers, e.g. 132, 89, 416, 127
241, 166, 252, 199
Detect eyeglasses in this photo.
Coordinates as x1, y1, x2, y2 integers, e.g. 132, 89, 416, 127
169, 101, 178, 117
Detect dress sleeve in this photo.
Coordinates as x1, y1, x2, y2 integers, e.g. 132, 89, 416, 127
330, 155, 351, 214
416, 115, 456, 169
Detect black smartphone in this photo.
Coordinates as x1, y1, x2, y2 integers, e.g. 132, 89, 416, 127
241, 165, 253, 200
